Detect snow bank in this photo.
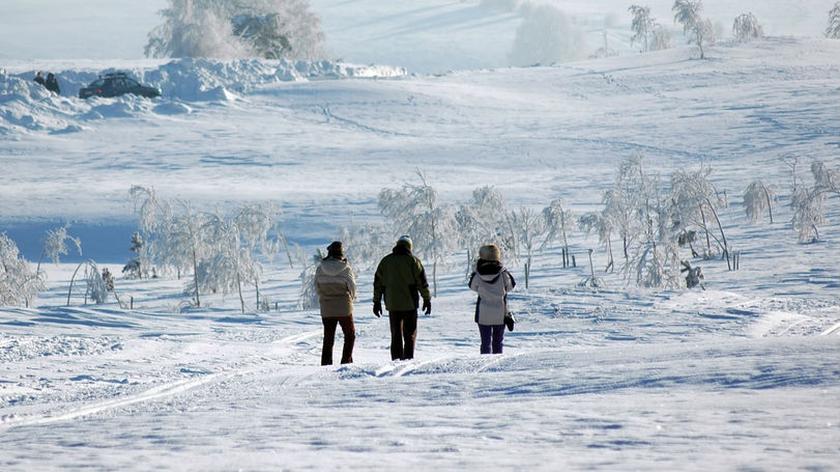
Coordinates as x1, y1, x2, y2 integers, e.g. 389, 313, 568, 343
0, 58, 408, 134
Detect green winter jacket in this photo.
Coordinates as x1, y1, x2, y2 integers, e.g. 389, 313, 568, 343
373, 244, 431, 312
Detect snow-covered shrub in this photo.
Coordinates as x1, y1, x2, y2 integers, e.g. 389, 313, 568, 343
509, 4, 584, 66
827, 2, 840, 39
146, 0, 325, 60
628, 5, 655, 52
743, 180, 775, 224
506, 207, 546, 289
733, 12, 764, 43
673, 0, 714, 59
37, 225, 82, 274
378, 171, 457, 297
0, 233, 44, 307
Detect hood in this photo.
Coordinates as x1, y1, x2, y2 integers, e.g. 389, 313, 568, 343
476, 260, 504, 281
392, 244, 412, 256
320, 258, 350, 276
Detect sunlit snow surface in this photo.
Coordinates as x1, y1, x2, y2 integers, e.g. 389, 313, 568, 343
2, 37, 840, 470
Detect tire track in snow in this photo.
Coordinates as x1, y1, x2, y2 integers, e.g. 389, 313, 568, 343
0, 330, 320, 430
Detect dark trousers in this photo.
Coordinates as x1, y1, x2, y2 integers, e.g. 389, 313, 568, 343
389, 310, 418, 360
322, 316, 355, 365
479, 324, 505, 354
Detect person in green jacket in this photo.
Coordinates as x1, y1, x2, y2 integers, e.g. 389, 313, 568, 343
373, 235, 432, 361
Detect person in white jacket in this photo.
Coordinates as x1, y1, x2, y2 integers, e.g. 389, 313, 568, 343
468, 244, 516, 354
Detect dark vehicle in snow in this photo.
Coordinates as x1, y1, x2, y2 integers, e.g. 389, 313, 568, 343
79, 73, 161, 99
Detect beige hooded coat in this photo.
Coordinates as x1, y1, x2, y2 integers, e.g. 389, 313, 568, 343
315, 258, 356, 318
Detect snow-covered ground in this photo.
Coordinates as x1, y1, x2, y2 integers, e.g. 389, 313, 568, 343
2, 13, 840, 472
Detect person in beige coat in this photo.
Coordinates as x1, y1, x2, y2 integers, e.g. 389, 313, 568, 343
315, 241, 357, 365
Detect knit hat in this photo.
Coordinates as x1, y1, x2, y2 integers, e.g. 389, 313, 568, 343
479, 244, 501, 262
396, 235, 413, 250
326, 241, 344, 259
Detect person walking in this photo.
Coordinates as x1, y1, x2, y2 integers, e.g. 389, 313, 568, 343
468, 244, 516, 355
45, 73, 60, 95
373, 235, 431, 361
315, 241, 356, 365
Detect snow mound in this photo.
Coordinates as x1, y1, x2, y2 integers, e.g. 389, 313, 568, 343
1, 58, 407, 134
153, 101, 192, 115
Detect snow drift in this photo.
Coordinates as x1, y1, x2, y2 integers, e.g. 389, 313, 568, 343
0, 58, 407, 134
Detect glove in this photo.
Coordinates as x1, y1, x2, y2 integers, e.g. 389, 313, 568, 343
422, 299, 431, 316
373, 301, 382, 318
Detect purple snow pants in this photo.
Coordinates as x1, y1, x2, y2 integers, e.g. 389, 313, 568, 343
478, 324, 505, 354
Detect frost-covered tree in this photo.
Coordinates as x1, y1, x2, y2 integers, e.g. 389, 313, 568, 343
630, 197, 684, 289
85, 263, 109, 305
792, 161, 840, 243
650, 24, 673, 51
122, 232, 144, 279
37, 225, 82, 275
378, 172, 457, 297
506, 207, 547, 289
542, 199, 574, 256
669, 166, 731, 268
338, 223, 391, 272
827, 2, 840, 39
743, 180, 775, 224
185, 204, 283, 313
297, 250, 323, 310
509, 4, 583, 66
603, 155, 653, 264
145, 0, 325, 60
578, 211, 615, 272
0, 233, 44, 307
733, 12, 764, 43
673, 0, 714, 59
455, 186, 510, 274
130, 186, 286, 310
629, 5, 655, 52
